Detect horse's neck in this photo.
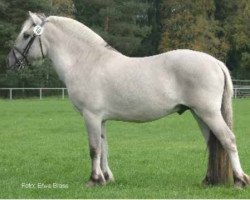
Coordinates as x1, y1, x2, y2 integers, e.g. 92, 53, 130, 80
44, 20, 107, 84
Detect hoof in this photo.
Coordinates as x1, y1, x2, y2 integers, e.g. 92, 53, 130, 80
85, 180, 106, 187
234, 180, 245, 189
243, 174, 250, 185
103, 171, 115, 183
234, 174, 250, 188
85, 174, 106, 187
202, 176, 212, 186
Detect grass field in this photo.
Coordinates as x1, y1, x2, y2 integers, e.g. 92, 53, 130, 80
0, 98, 250, 198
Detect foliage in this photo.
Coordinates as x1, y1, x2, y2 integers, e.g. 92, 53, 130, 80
215, 0, 250, 78
158, 0, 249, 77
158, 0, 229, 61
52, 0, 74, 17
73, 0, 152, 56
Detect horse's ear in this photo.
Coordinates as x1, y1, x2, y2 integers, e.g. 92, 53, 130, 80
37, 13, 46, 20
29, 11, 42, 25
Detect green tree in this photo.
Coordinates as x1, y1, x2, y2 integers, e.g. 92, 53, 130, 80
52, 0, 74, 17
215, 0, 250, 78
158, 0, 229, 61
73, 0, 152, 56
137, 0, 161, 56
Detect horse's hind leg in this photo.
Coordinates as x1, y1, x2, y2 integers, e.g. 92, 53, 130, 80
192, 111, 231, 185
100, 122, 114, 182
191, 111, 210, 144
191, 112, 212, 184
193, 109, 250, 187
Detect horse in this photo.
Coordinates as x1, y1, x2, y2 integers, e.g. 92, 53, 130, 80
7, 12, 250, 188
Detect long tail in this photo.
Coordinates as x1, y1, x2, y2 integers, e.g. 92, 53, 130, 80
205, 61, 234, 185
217, 61, 250, 186
218, 61, 233, 129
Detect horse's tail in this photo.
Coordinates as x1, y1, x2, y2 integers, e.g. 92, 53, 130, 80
219, 61, 233, 129
205, 61, 234, 185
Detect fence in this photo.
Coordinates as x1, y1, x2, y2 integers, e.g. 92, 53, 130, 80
0, 88, 67, 100
232, 79, 250, 86
0, 86, 250, 100
233, 87, 250, 98
232, 79, 250, 98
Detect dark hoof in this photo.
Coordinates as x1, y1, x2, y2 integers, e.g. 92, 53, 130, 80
103, 172, 115, 183
234, 180, 246, 189
234, 174, 249, 189
243, 174, 250, 185
85, 180, 106, 187
202, 176, 212, 186
85, 174, 106, 187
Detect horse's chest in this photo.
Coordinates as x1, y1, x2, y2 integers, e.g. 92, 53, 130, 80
67, 85, 104, 113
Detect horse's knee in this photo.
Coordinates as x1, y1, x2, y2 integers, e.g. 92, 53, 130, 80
90, 146, 101, 159
230, 134, 236, 144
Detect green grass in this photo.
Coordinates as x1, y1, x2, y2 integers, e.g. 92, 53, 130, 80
0, 98, 250, 198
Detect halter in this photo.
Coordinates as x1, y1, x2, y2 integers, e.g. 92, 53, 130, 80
12, 20, 46, 69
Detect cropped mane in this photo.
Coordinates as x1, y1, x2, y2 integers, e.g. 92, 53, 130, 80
47, 16, 108, 48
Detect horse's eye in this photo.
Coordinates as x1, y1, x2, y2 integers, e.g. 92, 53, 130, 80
23, 33, 30, 39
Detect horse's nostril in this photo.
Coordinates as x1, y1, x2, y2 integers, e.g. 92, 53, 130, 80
6, 50, 13, 68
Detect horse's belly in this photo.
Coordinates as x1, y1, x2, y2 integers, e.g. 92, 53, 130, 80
103, 74, 181, 122
105, 98, 179, 122
108, 110, 177, 123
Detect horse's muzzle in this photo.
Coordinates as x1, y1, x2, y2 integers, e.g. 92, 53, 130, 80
6, 49, 25, 70
6, 49, 16, 69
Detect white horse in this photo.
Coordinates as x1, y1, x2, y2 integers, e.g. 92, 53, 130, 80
7, 12, 250, 187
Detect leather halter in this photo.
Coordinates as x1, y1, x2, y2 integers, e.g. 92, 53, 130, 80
12, 20, 46, 69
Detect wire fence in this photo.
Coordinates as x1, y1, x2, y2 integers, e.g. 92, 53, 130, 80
0, 86, 250, 100
0, 80, 249, 100
0, 88, 67, 100
232, 79, 250, 98
232, 79, 250, 85
233, 87, 250, 98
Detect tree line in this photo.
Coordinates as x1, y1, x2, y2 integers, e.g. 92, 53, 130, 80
0, 0, 249, 89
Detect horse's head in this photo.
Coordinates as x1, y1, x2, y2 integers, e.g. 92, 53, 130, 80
7, 11, 48, 69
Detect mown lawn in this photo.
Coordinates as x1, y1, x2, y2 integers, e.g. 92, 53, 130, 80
0, 98, 250, 198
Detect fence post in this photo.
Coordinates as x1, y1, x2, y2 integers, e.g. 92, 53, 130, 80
39, 88, 42, 100
10, 88, 12, 100
62, 88, 65, 99
234, 88, 237, 98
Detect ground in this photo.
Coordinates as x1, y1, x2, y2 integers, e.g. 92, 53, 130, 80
0, 98, 250, 198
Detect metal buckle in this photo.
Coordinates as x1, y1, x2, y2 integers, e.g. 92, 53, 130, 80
33, 25, 43, 36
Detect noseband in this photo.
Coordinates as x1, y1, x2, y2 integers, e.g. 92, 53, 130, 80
12, 20, 46, 68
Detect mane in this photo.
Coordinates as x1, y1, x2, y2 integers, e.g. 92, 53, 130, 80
47, 16, 108, 48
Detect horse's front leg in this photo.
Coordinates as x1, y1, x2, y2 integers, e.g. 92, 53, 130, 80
84, 112, 106, 187
101, 122, 114, 182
